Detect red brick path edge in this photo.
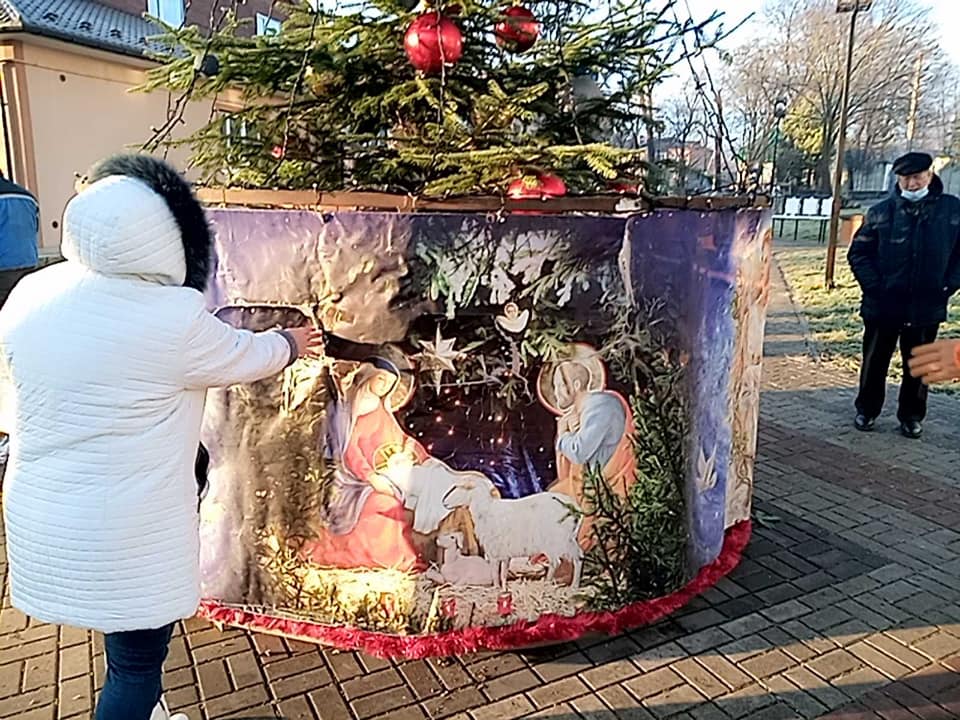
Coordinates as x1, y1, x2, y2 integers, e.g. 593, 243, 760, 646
197, 521, 752, 660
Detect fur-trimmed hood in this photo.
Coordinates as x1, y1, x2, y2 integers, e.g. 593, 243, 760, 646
63, 155, 211, 290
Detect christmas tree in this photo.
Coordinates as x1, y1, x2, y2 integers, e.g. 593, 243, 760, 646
140, 0, 728, 196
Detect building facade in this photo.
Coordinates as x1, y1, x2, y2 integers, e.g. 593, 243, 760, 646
0, 0, 278, 253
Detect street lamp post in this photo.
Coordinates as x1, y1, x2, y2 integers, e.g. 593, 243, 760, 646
770, 95, 789, 196
825, 0, 872, 289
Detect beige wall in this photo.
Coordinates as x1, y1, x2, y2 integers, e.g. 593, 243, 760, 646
1, 37, 218, 252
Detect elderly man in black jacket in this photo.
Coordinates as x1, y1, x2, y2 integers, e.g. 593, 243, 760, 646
848, 151, 960, 438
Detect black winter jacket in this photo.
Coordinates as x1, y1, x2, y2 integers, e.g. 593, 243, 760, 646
848, 175, 960, 327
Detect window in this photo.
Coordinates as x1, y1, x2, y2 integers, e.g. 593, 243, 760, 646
223, 116, 248, 147
256, 13, 282, 36
147, 0, 184, 27
222, 114, 260, 147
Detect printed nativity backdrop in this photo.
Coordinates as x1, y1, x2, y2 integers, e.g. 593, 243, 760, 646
198, 207, 772, 646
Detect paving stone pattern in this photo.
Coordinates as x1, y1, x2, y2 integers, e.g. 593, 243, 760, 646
1, 255, 959, 719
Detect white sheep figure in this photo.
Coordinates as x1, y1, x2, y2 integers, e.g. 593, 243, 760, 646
442, 481, 583, 590
425, 531, 498, 587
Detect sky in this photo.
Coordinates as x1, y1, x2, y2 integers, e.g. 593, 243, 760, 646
314, 0, 959, 68
656, 0, 960, 100
680, 0, 958, 58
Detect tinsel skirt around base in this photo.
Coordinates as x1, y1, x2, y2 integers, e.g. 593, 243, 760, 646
197, 520, 752, 659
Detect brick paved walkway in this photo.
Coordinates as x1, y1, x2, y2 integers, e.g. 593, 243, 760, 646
2, 254, 960, 720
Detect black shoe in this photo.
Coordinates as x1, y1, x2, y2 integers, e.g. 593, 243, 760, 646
900, 420, 923, 439
855, 414, 876, 432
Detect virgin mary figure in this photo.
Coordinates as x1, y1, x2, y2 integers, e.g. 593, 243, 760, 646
301, 356, 428, 571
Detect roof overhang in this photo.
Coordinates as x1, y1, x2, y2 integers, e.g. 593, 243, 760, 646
0, 29, 159, 67
0, 0, 171, 62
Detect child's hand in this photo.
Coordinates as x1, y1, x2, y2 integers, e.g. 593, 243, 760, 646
909, 339, 960, 385
285, 326, 325, 359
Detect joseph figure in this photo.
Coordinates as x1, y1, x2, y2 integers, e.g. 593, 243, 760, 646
548, 360, 636, 547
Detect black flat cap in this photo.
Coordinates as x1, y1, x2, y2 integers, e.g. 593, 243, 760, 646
892, 152, 933, 176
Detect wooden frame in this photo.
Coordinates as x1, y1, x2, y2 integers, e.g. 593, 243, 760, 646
197, 187, 769, 214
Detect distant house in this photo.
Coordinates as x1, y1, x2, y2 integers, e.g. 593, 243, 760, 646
0, 0, 277, 253
649, 137, 716, 193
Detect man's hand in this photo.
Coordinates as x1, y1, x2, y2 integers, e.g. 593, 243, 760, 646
557, 412, 580, 435
909, 339, 960, 385
284, 326, 325, 359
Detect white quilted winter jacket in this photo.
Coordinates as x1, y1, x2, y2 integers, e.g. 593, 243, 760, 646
0, 175, 293, 633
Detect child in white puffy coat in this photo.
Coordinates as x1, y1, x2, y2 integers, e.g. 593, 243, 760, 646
0, 155, 324, 720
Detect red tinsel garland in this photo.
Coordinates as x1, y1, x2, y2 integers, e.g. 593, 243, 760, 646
198, 520, 751, 659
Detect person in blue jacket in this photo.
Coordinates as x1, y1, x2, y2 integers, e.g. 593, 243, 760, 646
0, 171, 39, 307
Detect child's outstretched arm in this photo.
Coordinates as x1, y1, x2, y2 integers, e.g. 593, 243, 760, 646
909, 339, 960, 385
181, 301, 324, 390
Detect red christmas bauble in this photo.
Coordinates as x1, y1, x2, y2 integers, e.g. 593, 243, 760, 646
404, 12, 463, 75
495, 5, 540, 53
609, 181, 639, 195
507, 172, 567, 200
270, 145, 285, 160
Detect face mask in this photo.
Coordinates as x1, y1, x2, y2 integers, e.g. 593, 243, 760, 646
901, 187, 929, 203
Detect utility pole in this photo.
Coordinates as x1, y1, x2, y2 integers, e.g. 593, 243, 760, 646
906, 53, 923, 149
825, 0, 872, 290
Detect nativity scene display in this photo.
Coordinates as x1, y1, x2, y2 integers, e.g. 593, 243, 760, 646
198, 208, 769, 640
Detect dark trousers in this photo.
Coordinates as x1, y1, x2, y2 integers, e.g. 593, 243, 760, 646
855, 322, 939, 423
0, 268, 31, 309
95, 624, 174, 720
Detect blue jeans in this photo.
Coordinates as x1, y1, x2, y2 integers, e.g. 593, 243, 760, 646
95, 624, 174, 720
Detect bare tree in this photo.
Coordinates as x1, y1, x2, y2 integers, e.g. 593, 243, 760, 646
948, 88, 960, 158
659, 87, 710, 190
721, 48, 787, 179
723, 0, 954, 191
